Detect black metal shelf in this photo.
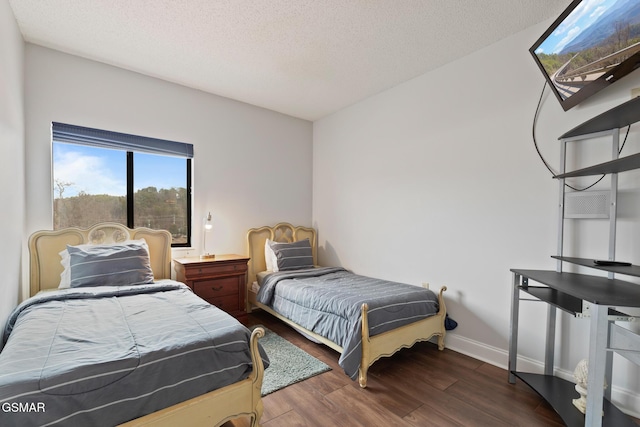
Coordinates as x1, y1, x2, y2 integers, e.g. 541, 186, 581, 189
512, 372, 637, 427
560, 96, 640, 139
511, 269, 640, 307
553, 256, 640, 277
520, 285, 583, 315
553, 153, 640, 178
517, 285, 633, 318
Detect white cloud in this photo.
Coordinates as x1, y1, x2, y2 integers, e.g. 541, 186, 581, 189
554, 26, 582, 53
53, 150, 125, 197
590, 5, 607, 19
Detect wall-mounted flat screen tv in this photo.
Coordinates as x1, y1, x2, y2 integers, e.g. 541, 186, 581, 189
530, 0, 640, 111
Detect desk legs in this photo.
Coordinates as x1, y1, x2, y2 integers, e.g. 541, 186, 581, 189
585, 304, 608, 427
508, 273, 520, 384
509, 273, 557, 382
545, 305, 557, 375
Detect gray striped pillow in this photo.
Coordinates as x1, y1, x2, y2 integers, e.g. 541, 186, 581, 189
268, 239, 314, 271
67, 240, 154, 287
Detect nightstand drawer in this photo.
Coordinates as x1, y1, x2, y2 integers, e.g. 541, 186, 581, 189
189, 263, 246, 278
204, 294, 240, 313
193, 277, 238, 299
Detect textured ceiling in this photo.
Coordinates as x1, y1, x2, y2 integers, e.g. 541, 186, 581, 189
9, 0, 571, 121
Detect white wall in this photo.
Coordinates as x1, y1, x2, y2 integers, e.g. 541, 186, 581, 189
0, 2, 25, 337
313, 20, 640, 415
23, 44, 312, 287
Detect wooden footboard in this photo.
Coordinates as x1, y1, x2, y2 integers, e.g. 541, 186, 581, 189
248, 286, 447, 388
359, 285, 447, 387
119, 327, 266, 427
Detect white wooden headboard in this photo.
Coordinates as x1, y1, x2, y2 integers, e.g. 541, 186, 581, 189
246, 222, 317, 286
28, 222, 172, 296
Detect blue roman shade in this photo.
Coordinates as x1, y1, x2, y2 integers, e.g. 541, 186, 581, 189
52, 122, 194, 158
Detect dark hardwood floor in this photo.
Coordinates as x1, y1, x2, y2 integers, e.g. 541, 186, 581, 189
225, 311, 636, 426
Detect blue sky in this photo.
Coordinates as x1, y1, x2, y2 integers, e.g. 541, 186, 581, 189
53, 143, 186, 198
535, 0, 619, 55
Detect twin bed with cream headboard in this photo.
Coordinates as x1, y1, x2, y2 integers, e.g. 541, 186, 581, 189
246, 222, 447, 388
2, 223, 266, 427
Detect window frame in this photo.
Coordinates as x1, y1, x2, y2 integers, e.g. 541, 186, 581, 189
52, 122, 193, 248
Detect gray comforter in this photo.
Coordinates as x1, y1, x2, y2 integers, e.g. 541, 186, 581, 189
0, 281, 268, 427
256, 267, 439, 380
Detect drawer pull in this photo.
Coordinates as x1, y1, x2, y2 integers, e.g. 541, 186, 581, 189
211, 286, 223, 291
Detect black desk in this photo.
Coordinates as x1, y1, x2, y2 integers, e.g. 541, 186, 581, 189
508, 267, 640, 427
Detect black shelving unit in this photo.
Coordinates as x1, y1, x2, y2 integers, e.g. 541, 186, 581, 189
509, 98, 640, 427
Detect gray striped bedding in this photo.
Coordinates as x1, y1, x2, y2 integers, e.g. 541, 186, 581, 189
0, 281, 268, 427
256, 267, 439, 380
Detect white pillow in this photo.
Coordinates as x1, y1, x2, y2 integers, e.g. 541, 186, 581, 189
58, 249, 71, 288
265, 239, 279, 272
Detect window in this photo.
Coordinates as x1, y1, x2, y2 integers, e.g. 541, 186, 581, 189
52, 122, 193, 247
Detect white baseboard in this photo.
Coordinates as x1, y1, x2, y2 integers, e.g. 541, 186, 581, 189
439, 333, 640, 420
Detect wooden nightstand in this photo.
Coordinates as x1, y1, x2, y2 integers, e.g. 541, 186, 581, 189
173, 254, 249, 321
